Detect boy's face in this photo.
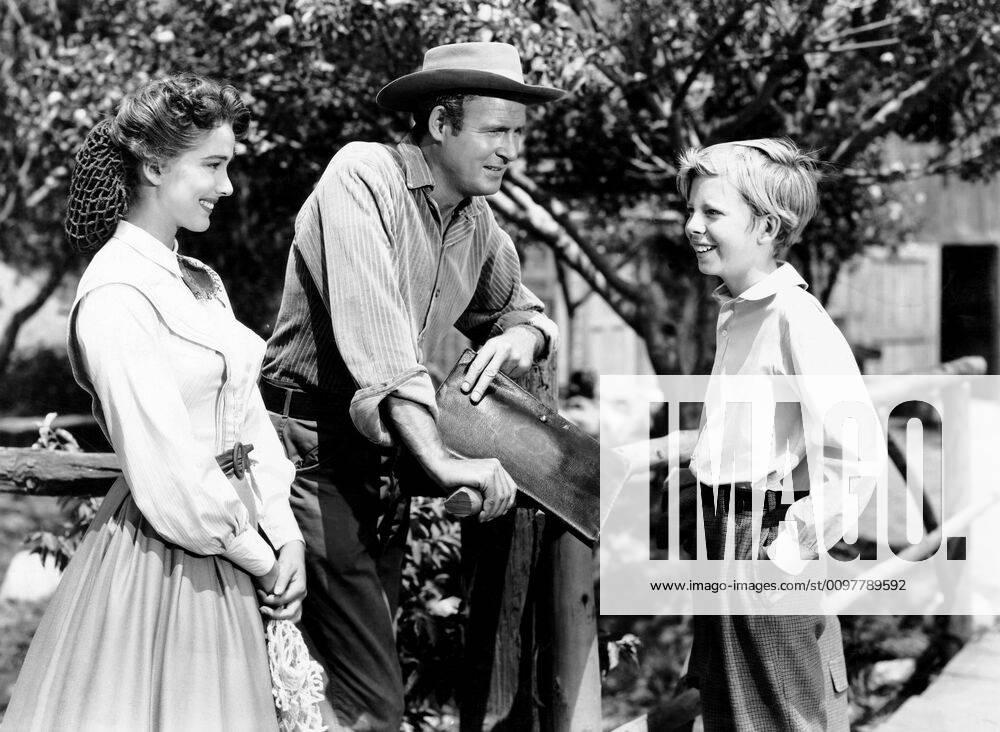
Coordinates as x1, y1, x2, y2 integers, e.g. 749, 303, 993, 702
685, 174, 776, 294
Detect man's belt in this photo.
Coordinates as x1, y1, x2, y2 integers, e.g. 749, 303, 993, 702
216, 443, 254, 479
259, 380, 351, 422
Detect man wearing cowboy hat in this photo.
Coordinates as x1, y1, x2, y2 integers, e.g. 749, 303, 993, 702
259, 41, 564, 729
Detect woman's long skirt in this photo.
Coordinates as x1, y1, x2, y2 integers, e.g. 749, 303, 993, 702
2, 479, 279, 731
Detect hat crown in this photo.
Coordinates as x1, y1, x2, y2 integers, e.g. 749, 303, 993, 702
420, 42, 525, 84
375, 41, 564, 111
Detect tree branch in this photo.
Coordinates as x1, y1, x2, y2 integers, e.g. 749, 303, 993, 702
489, 188, 639, 327
710, 68, 789, 140
816, 16, 898, 44
3, 0, 27, 30
25, 176, 62, 208
673, 1, 751, 114
503, 169, 641, 300
830, 34, 985, 165
669, 4, 752, 153
565, 0, 602, 34
0, 189, 16, 223
709, 0, 827, 139
554, 258, 579, 318
0, 255, 70, 377
556, 257, 594, 314
841, 142, 1000, 183
628, 131, 676, 180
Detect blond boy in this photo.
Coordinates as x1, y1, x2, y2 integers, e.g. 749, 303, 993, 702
675, 139, 878, 731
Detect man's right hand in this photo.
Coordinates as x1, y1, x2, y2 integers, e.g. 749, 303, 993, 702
382, 395, 518, 521
430, 455, 517, 522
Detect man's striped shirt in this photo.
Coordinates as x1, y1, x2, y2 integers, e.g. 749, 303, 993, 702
261, 139, 552, 445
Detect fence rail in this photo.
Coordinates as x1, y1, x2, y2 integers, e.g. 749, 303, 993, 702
0, 448, 118, 495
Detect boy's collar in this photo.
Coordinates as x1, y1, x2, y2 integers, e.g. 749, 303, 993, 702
712, 262, 808, 303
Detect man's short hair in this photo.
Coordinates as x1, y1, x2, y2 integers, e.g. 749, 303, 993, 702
676, 138, 821, 253
410, 92, 468, 141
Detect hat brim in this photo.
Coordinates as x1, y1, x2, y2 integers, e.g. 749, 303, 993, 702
376, 69, 566, 111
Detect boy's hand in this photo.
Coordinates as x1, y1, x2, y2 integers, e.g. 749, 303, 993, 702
615, 429, 700, 481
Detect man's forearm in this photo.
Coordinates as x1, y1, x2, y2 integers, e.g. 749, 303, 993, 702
381, 395, 450, 483
381, 394, 517, 521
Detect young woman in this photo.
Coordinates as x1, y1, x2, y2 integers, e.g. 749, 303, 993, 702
3, 74, 308, 730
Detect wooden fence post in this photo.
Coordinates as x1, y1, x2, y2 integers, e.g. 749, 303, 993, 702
459, 357, 555, 730
458, 353, 601, 731
538, 525, 601, 732
459, 503, 546, 730
532, 359, 601, 732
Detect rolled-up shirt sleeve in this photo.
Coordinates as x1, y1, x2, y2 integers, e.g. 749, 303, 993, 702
76, 285, 275, 576
242, 386, 302, 551
311, 153, 438, 445
767, 301, 884, 574
455, 218, 558, 357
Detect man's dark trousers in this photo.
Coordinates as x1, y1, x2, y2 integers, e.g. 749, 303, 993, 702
266, 385, 411, 731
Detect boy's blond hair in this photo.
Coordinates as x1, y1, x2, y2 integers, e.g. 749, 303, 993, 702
676, 138, 821, 254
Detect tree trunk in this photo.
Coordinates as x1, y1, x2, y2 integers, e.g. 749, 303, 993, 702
0, 257, 69, 378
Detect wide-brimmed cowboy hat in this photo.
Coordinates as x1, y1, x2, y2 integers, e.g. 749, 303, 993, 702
376, 42, 565, 111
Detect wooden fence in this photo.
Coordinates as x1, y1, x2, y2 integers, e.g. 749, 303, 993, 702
0, 360, 601, 732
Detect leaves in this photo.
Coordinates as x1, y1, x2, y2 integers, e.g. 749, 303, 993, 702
23, 413, 101, 570
396, 498, 466, 723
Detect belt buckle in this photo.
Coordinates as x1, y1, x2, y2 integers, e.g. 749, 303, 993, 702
232, 443, 247, 480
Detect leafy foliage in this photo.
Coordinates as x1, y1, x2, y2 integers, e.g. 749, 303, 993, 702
0, 348, 92, 418
396, 498, 465, 729
23, 414, 101, 571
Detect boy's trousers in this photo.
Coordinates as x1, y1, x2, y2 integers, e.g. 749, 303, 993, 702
687, 484, 850, 732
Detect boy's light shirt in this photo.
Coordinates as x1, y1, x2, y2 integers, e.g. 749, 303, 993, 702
690, 262, 883, 575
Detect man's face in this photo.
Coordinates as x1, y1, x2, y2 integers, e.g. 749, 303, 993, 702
437, 96, 527, 199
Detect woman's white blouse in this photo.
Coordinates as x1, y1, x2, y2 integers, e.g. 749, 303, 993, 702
71, 221, 301, 576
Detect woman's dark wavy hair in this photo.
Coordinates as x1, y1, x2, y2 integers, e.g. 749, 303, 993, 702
64, 73, 250, 253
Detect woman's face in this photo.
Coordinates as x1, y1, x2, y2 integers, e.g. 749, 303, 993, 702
154, 123, 236, 234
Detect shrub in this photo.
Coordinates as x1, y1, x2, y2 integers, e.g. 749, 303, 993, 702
396, 498, 465, 730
